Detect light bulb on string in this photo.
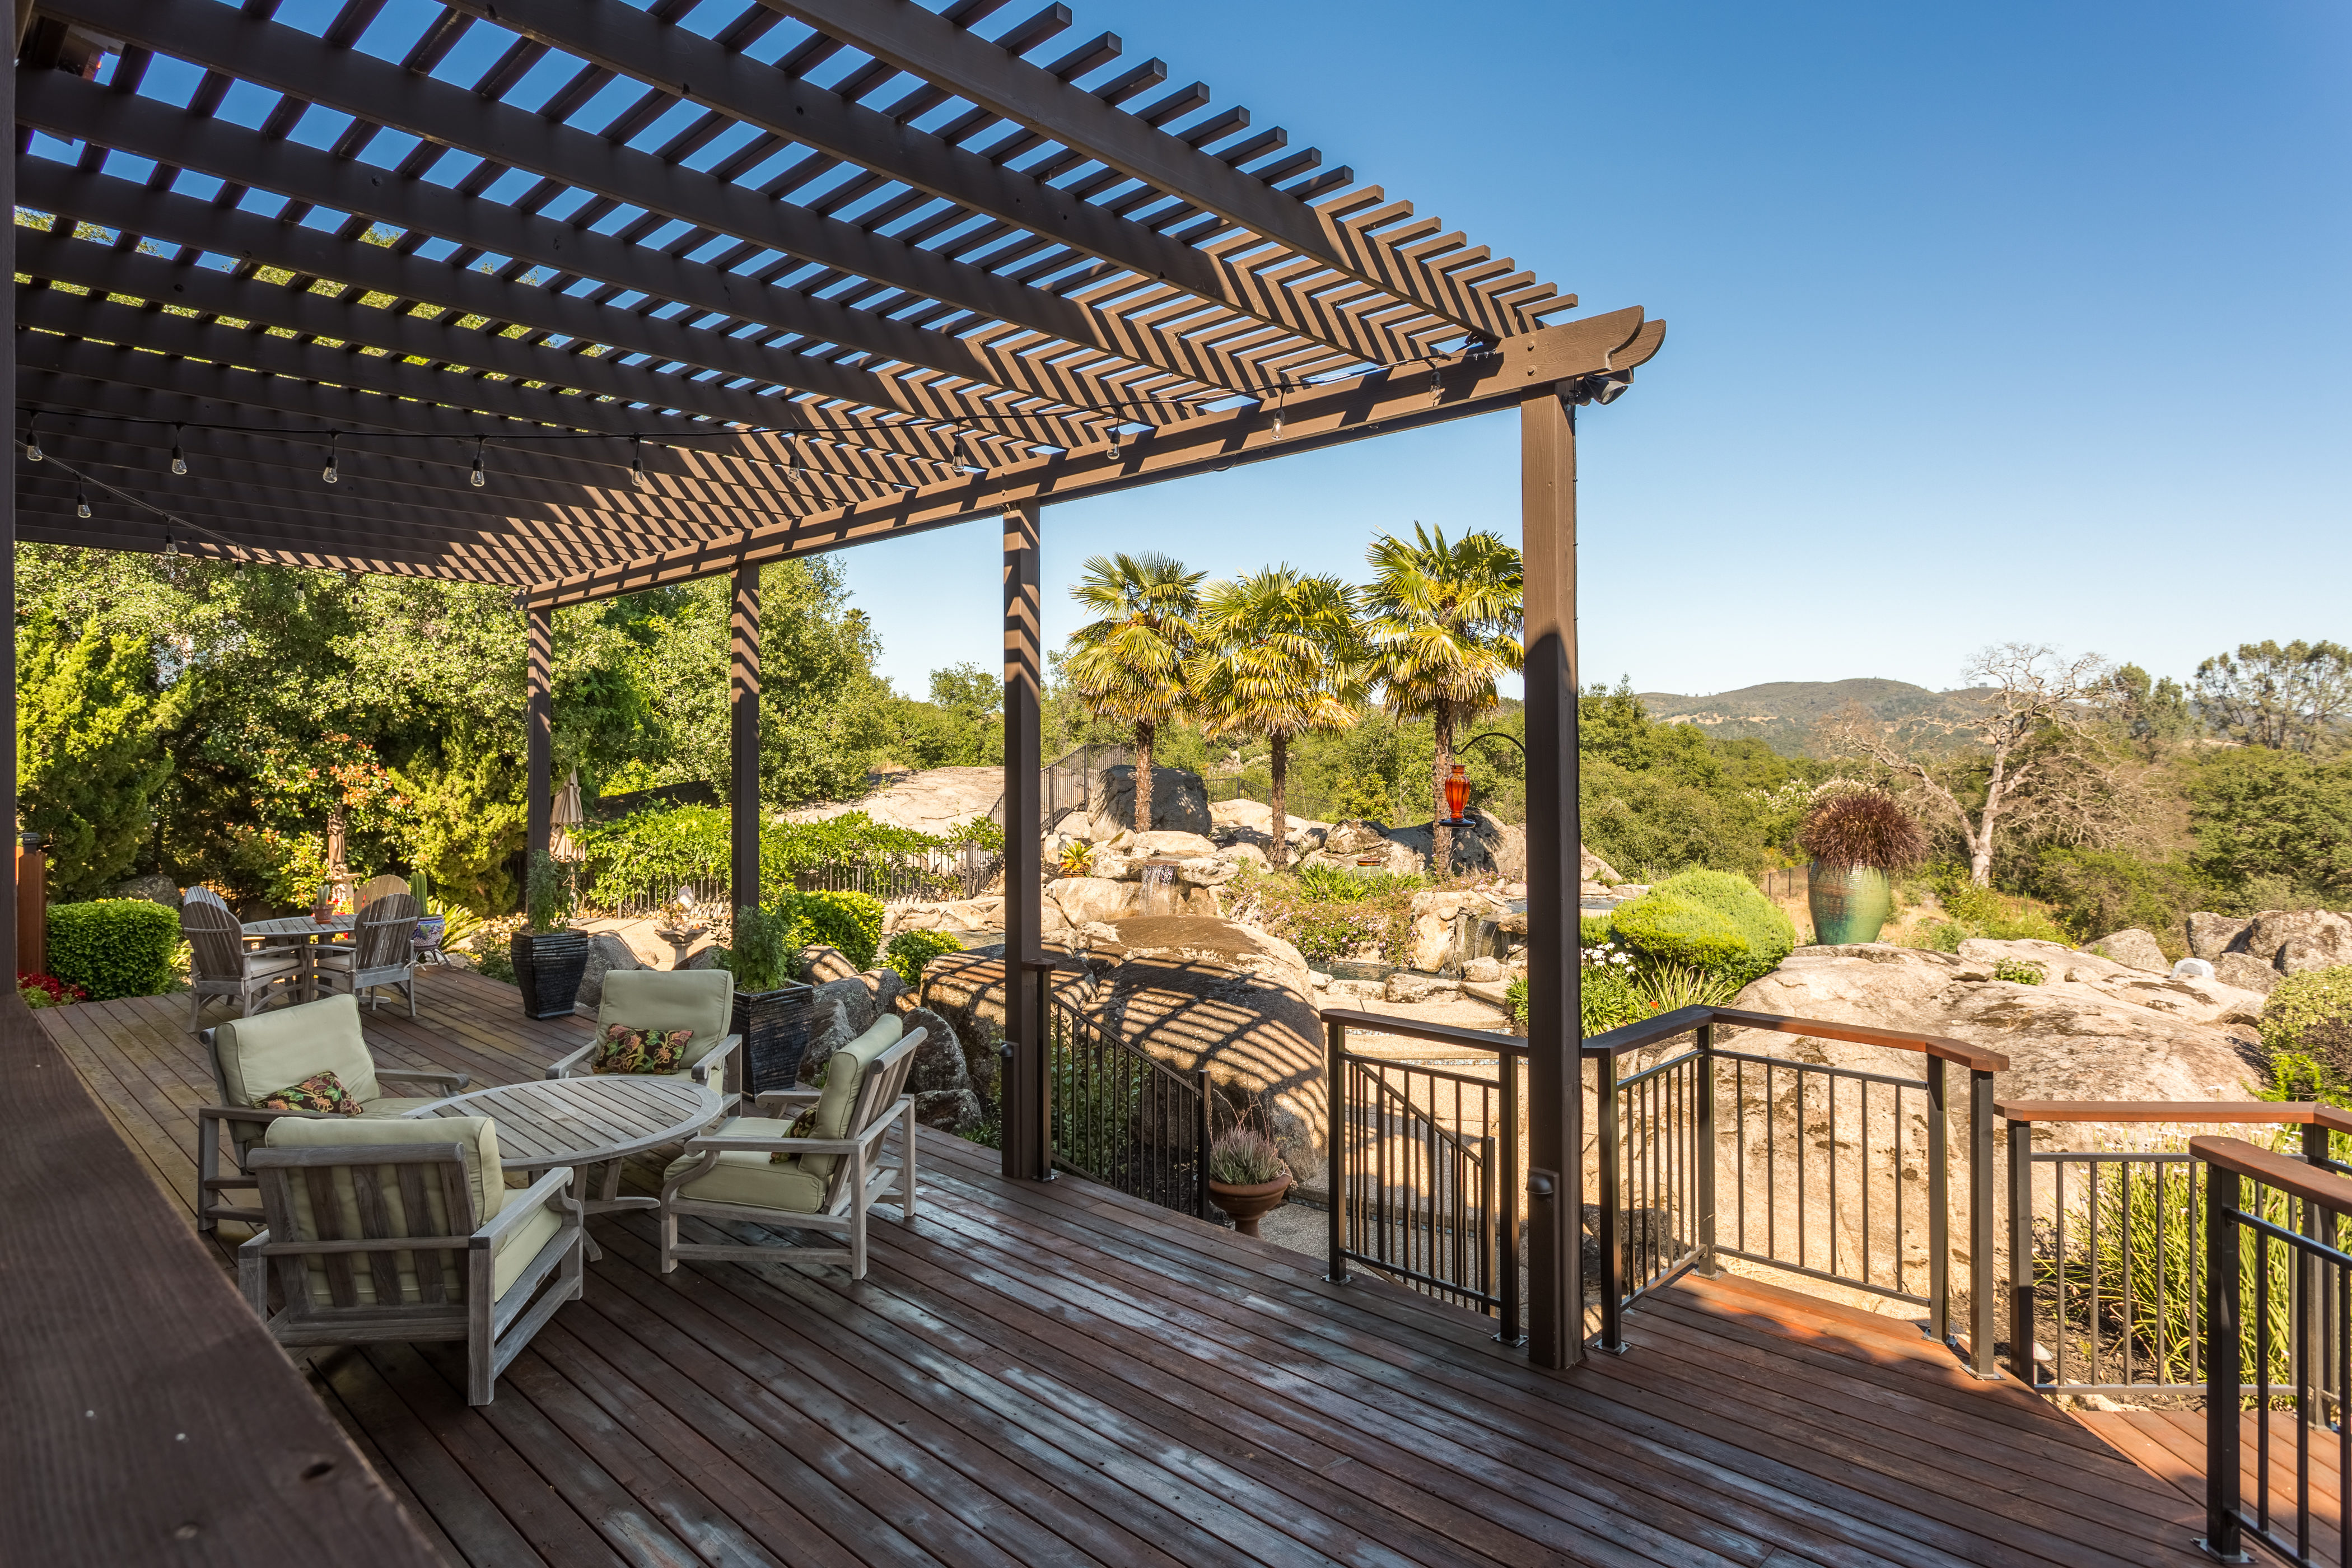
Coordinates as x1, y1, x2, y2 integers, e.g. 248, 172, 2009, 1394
1271, 384, 1286, 438
321, 432, 340, 485
170, 425, 188, 477
75, 484, 91, 519
470, 437, 486, 489
631, 436, 646, 489
162, 531, 178, 559
24, 417, 41, 463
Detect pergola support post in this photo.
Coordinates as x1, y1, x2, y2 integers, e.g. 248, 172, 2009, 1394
0, 48, 15, 974
523, 605, 553, 908
730, 564, 762, 912
1520, 390, 1585, 1369
1000, 502, 1048, 1182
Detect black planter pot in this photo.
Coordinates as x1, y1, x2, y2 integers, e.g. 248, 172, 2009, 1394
736, 983, 816, 1095
511, 930, 590, 1020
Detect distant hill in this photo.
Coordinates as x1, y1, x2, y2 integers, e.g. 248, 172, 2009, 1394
1635, 679, 1983, 756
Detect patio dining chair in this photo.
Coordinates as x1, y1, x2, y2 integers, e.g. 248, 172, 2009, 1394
196, 992, 470, 1233
315, 891, 423, 1016
238, 1114, 583, 1406
182, 894, 304, 1029
656, 1018, 921, 1280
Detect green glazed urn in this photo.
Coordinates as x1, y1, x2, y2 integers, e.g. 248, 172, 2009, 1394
1808, 861, 1893, 945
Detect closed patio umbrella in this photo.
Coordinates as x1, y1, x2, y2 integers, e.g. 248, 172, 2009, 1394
549, 769, 586, 862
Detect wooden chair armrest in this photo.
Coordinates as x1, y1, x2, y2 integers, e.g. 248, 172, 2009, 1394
198, 1103, 328, 1127
686, 1110, 906, 1159
474, 1166, 578, 1247
753, 1089, 821, 1111
376, 1067, 472, 1092
544, 1041, 596, 1080
687, 1033, 742, 1085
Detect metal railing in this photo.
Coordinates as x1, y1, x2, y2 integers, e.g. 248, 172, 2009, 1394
1322, 1004, 2008, 1372
2199, 1133, 2352, 1568
1584, 1006, 2005, 1371
792, 846, 997, 904
2001, 1100, 2352, 1400
1044, 986, 1211, 1220
1324, 1012, 1523, 1337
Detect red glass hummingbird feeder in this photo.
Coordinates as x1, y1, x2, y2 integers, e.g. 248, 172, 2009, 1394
1439, 763, 1473, 827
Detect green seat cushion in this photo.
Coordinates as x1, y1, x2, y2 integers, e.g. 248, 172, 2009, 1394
266, 1112, 506, 1223
217, 993, 379, 1105
799, 1018, 903, 1182
662, 1117, 830, 1215
598, 970, 734, 1066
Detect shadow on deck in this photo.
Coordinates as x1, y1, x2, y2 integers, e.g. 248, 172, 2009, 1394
47, 970, 2216, 1568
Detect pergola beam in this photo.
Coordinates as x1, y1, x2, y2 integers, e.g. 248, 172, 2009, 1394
530, 309, 1663, 604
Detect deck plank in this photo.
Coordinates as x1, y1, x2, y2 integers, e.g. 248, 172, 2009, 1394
36, 979, 2222, 1568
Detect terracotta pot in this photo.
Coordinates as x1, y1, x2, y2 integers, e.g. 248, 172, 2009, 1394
1807, 861, 1893, 945
1208, 1168, 1293, 1238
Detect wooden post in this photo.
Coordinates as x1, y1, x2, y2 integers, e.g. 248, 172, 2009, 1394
730, 564, 762, 912
0, 50, 16, 977
15, 841, 41, 979
1520, 390, 1584, 1369
1000, 501, 1047, 1181
524, 605, 552, 906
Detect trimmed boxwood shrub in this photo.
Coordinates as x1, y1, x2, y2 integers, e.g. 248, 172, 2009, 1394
1608, 870, 1796, 988
782, 889, 886, 971
885, 929, 966, 990
49, 898, 181, 1000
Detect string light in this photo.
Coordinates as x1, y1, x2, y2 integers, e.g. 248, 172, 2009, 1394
321, 432, 340, 485
24, 417, 41, 463
75, 484, 91, 519
162, 531, 178, 559
470, 437, 486, 489
631, 436, 646, 489
1271, 384, 1286, 438
170, 425, 188, 477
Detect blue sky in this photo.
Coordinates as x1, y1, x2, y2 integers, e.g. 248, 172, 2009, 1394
838, 0, 2351, 700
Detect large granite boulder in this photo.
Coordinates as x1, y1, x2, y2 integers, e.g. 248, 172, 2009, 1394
883, 895, 1005, 935
2245, 909, 2352, 976
111, 873, 181, 907
2087, 928, 2169, 974
2188, 912, 2254, 962
1090, 765, 1211, 838
798, 946, 862, 985
1403, 888, 1514, 972
900, 1005, 983, 1134
1048, 876, 1142, 927
576, 931, 645, 1008
780, 764, 1004, 837
2215, 952, 2284, 996
1127, 829, 1222, 861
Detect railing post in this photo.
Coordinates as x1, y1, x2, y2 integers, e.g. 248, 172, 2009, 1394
1499, 1045, 1522, 1344
1194, 1066, 1213, 1222
1927, 1056, 1950, 1352
1326, 1018, 1348, 1285
1967, 1067, 2000, 1379
1595, 1048, 1625, 1355
1694, 1023, 1718, 1278
2298, 1121, 2336, 1428
2008, 1116, 2037, 1388
2205, 1160, 2246, 1562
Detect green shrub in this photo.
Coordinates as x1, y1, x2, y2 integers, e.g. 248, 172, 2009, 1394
524, 848, 572, 934
1581, 914, 1615, 950
1505, 974, 1528, 1030
1608, 870, 1795, 987
1995, 959, 2047, 985
2032, 848, 2209, 954
886, 929, 966, 990
573, 805, 955, 911
715, 902, 806, 992
1929, 870, 2069, 943
48, 899, 181, 1000
2260, 968, 2352, 1084
1235, 864, 1420, 966
782, 889, 885, 970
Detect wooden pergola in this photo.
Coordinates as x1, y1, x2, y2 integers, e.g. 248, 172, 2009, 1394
4, 0, 1660, 1379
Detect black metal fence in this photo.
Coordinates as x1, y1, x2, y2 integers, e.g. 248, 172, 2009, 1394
791, 846, 997, 905
1325, 1014, 1522, 1337
1044, 990, 1211, 1220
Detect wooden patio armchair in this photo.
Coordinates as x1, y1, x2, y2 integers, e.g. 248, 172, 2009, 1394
657, 1018, 922, 1280
315, 892, 422, 1016
545, 968, 742, 1099
237, 1114, 584, 1406
181, 893, 304, 1029
197, 993, 470, 1233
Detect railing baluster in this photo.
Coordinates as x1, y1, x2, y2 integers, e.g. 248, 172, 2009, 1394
1928, 1056, 1949, 1352
2007, 1116, 2034, 1387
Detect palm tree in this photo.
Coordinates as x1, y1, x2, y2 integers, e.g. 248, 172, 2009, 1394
1065, 552, 1205, 835
1188, 568, 1366, 870
1362, 524, 1523, 873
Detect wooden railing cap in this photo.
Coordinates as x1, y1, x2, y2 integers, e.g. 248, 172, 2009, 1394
2192, 1133, 2352, 1217
1998, 1099, 2352, 1130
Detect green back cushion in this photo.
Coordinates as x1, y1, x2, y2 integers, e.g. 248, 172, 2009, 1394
266, 1112, 506, 1223
217, 993, 378, 1106
598, 969, 735, 1065
799, 1016, 903, 1181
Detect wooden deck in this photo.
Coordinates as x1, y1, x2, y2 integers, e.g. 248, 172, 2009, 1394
47, 969, 2222, 1568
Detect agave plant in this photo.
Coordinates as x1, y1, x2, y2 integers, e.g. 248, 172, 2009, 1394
1206, 1126, 1287, 1186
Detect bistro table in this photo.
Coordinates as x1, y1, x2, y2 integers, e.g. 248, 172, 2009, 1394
403, 1076, 725, 1259
240, 912, 354, 1001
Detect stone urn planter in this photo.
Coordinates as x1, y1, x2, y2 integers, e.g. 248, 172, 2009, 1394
511, 930, 589, 1020
1807, 861, 1893, 945
1208, 1167, 1293, 1239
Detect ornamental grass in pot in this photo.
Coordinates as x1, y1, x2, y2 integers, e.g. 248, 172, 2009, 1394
716, 900, 815, 1095
1206, 1126, 1292, 1238
1796, 790, 1928, 945
510, 850, 589, 1019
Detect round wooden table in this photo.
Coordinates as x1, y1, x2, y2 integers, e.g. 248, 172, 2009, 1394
404, 1076, 725, 1258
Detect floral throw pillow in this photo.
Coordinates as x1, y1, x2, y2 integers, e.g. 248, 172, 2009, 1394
769, 1107, 823, 1164
589, 1023, 693, 1076
257, 1070, 365, 1116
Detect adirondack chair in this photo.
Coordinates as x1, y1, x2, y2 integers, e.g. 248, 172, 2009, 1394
356, 874, 412, 906
182, 894, 302, 1029
237, 1114, 583, 1406
656, 1018, 922, 1280
315, 892, 422, 1016
197, 992, 470, 1233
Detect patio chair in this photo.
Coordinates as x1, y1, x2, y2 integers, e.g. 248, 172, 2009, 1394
197, 992, 470, 1233
237, 1114, 583, 1406
182, 894, 304, 1029
545, 968, 742, 1099
356, 873, 412, 906
315, 892, 422, 1016
657, 1018, 921, 1281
